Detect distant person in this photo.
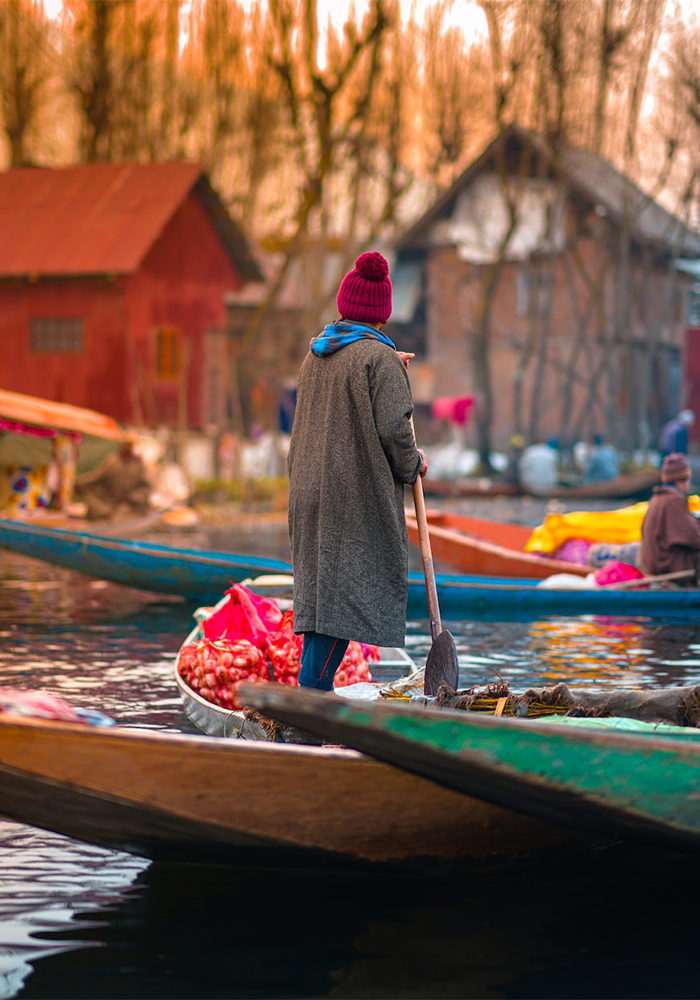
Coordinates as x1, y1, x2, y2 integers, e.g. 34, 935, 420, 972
640, 453, 700, 586
75, 435, 151, 521
278, 379, 298, 435
518, 438, 558, 494
503, 433, 525, 487
582, 434, 619, 484
658, 410, 695, 459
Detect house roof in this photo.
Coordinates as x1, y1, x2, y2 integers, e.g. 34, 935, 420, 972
396, 124, 700, 258
0, 161, 263, 281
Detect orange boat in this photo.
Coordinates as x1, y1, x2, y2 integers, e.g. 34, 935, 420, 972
0, 388, 125, 518
405, 509, 589, 579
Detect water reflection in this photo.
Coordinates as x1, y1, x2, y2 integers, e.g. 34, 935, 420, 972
15, 844, 700, 1000
408, 615, 700, 693
0, 551, 192, 730
523, 617, 653, 685
4, 535, 700, 997
0, 821, 148, 999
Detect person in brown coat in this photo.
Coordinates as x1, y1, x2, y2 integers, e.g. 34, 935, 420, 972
640, 453, 700, 585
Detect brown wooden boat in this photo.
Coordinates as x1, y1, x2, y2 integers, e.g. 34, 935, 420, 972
0, 712, 585, 866
405, 509, 590, 579
422, 478, 521, 499
423, 469, 659, 502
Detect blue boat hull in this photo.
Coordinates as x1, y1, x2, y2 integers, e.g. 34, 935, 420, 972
0, 519, 291, 604
430, 574, 700, 616
1, 518, 700, 616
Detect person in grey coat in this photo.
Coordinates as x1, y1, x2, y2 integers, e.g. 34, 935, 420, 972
288, 250, 428, 690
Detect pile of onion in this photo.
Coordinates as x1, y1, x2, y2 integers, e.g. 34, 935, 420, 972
177, 607, 376, 709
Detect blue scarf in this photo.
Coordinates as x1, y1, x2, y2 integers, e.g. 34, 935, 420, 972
310, 321, 396, 357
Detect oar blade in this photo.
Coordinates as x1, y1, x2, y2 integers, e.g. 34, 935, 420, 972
424, 629, 459, 695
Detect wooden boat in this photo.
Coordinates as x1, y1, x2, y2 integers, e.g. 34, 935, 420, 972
0, 710, 588, 865
423, 469, 659, 502
535, 469, 659, 500
0, 387, 125, 515
405, 509, 591, 579
3, 518, 700, 616
0, 518, 293, 601
423, 478, 520, 499
0, 387, 124, 456
175, 603, 416, 739
243, 685, 700, 852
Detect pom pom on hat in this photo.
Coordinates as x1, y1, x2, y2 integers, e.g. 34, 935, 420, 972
661, 452, 691, 483
355, 251, 389, 281
336, 251, 392, 324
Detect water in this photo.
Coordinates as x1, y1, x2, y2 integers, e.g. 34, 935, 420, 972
1, 521, 700, 998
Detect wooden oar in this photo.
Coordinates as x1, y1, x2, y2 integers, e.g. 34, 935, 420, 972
603, 568, 695, 590
411, 439, 459, 696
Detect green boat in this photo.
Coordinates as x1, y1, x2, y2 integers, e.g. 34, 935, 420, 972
242, 683, 700, 852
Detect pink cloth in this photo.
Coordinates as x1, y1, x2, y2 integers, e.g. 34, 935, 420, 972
0, 688, 82, 722
203, 584, 283, 645
552, 538, 593, 566
0, 418, 81, 442
593, 562, 644, 587
432, 396, 474, 426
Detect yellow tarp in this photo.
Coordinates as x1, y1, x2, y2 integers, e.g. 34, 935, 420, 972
525, 495, 700, 554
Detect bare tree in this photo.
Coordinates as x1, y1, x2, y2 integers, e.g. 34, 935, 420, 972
421, 4, 489, 190
463, 0, 687, 465
237, 0, 391, 359
107, 0, 183, 161
661, 4, 700, 230
63, 0, 120, 162
0, 0, 52, 167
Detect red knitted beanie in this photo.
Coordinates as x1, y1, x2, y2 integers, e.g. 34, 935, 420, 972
661, 452, 691, 483
336, 251, 392, 324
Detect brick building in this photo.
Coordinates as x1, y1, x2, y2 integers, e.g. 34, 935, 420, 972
388, 125, 700, 452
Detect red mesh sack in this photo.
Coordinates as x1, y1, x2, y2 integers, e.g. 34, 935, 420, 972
177, 637, 269, 709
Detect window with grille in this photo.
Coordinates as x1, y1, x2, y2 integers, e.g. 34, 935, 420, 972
154, 326, 182, 380
30, 317, 84, 353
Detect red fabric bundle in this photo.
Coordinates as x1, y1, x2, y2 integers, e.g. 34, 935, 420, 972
593, 561, 644, 587
203, 584, 283, 645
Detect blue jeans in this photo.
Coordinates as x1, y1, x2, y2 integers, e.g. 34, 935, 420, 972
298, 632, 349, 691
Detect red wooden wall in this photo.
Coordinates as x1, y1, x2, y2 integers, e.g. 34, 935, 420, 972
0, 189, 245, 429
124, 191, 244, 429
0, 280, 127, 417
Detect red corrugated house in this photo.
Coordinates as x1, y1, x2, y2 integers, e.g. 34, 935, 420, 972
0, 162, 262, 430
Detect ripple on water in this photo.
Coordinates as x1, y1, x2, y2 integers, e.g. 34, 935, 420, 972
2, 534, 700, 997
0, 821, 149, 999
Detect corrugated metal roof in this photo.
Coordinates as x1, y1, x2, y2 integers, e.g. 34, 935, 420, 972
0, 161, 263, 281
396, 124, 700, 258
557, 142, 700, 256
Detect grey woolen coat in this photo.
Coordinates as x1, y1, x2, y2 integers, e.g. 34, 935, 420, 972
288, 339, 422, 647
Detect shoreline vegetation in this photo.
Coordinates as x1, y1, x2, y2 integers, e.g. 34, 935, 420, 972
190, 476, 289, 525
